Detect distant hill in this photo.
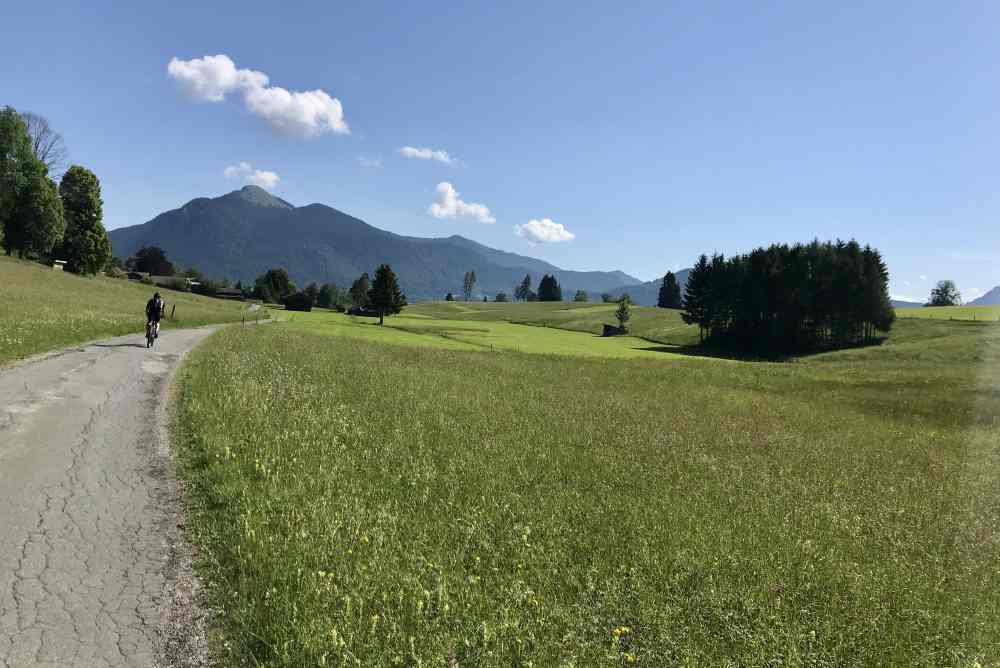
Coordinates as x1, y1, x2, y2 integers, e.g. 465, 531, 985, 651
606, 269, 692, 306
970, 286, 1000, 306
109, 186, 641, 301
891, 299, 925, 309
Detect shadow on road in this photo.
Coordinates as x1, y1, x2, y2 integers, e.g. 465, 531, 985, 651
91, 342, 147, 349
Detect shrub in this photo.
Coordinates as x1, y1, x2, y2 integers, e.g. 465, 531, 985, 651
104, 266, 127, 280
140, 276, 154, 285
283, 291, 314, 312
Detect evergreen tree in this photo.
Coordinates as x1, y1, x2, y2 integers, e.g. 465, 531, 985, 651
59, 165, 109, 274
574, 290, 589, 302
657, 271, 682, 308
445, 292, 455, 301
317, 283, 340, 308
349, 272, 371, 307
514, 274, 532, 301
127, 246, 175, 275
304, 282, 320, 304
368, 263, 407, 325
463, 271, 477, 301
537, 274, 563, 301
682, 254, 711, 342
615, 299, 631, 330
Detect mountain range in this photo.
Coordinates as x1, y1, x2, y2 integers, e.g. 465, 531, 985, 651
109, 186, 642, 301
970, 286, 1000, 306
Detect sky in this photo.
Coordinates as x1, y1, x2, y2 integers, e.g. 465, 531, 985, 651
3, 1, 998, 300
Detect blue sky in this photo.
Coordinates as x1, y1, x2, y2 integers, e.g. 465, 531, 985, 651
3, 1, 998, 300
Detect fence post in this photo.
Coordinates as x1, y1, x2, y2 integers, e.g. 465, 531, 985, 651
170, 304, 176, 320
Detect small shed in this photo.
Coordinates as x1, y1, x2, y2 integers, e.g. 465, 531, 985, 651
52, 260, 66, 271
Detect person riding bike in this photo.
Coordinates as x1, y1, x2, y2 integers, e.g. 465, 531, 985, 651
146, 292, 165, 340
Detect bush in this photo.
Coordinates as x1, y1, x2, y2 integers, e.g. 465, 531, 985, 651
140, 276, 154, 285
283, 291, 314, 312
104, 266, 127, 280
161, 277, 191, 293
494, 292, 509, 302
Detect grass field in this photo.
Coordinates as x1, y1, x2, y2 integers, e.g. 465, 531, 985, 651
896, 305, 1000, 321
174, 308, 1000, 666
0, 256, 251, 365
406, 301, 702, 346
275, 309, 704, 360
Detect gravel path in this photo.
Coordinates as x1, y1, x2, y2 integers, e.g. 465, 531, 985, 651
0, 328, 217, 667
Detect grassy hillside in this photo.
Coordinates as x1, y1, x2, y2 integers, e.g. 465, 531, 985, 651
173, 316, 999, 665
0, 256, 250, 365
896, 304, 1000, 321
407, 301, 701, 346
275, 309, 704, 360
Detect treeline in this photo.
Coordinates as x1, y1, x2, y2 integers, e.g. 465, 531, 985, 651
0, 107, 112, 274
682, 240, 895, 353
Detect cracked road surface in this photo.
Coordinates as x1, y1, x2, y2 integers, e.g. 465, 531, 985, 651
0, 328, 217, 667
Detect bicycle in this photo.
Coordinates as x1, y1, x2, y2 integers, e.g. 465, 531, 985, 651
146, 321, 158, 348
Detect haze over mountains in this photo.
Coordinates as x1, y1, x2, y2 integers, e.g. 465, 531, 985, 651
970, 286, 1000, 306
109, 186, 643, 301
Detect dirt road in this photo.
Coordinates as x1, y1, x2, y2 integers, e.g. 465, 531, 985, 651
0, 328, 217, 667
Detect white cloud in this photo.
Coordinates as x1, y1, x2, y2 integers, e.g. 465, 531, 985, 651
514, 218, 575, 244
919, 274, 927, 281
223, 162, 280, 190
168, 54, 349, 137
968, 287, 984, 300
428, 182, 495, 224
902, 280, 911, 287
358, 156, 382, 169
399, 146, 456, 165
891, 294, 922, 303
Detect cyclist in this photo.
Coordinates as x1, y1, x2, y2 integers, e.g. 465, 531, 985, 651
146, 292, 165, 340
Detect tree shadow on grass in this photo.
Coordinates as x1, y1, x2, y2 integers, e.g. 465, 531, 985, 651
631, 336, 891, 362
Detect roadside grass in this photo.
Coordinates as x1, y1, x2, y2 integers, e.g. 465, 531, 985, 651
407, 301, 701, 346
174, 320, 1000, 666
275, 309, 702, 360
897, 305, 1000, 321
0, 255, 250, 365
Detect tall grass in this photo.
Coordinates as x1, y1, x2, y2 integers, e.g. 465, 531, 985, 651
0, 256, 249, 364
174, 321, 1000, 666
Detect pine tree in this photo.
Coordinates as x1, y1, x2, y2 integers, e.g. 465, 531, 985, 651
615, 299, 631, 330
60, 165, 109, 274
463, 271, 477, 301
682, 254, 711, 342
445, 292, 455, 301
514, 274, 532, 301
657, 271, 682, 308
537, 274, 562, 301
368, 264, 407, 325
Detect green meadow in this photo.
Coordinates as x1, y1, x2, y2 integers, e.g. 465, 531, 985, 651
174, 305, 1000, 666
896, 305, 1000, 321
0, 255, 250, 365
274, 308, 701, 360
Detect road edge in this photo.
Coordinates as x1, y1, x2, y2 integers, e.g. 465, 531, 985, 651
152, 327, 219, 668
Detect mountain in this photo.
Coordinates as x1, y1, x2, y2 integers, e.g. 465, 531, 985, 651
606, 269, 692, 306
108, 186, 642, 301
970, 286, 1000, 306
891, 299, 925, 309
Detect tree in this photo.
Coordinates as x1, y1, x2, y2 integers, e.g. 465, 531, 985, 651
7, 172, 64, 258
573, 290, 589, 302
463, 270, 477, 301
349, 272, 371, 307
615, 299, 631, 330
537, 274, 563, 301
0, 106, 53, 256
317, 283, 340, 308
657, 271, 682, 308
304, 282, 320, 304
254, 267, 296, 303
682, 254, 711, 342
514, 274, 532, 301
618, 293, 632, 304
127, 246, 175, 275
494, 292, 509, 302
445, 292, 455, 301
928, 280, 961, 307
600, 292, 614, 303
368, 263, 407, 325
59, 165, 109, 274
21, 112, 68, 180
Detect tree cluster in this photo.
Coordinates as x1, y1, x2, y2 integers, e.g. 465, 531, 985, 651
927, 280, 961, 307
0, 107, 110, 274
537, 274, 562, 301
682, 240, 895, 353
